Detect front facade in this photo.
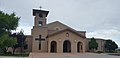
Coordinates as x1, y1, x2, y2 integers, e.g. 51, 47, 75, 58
25, 8, 86, 53
25, 8, 106, 53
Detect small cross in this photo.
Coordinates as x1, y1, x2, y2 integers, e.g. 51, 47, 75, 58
35, 35, 45, 50
39, 6, 42, 10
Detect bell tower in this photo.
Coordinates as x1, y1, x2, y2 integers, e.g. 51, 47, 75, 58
33, 7, 49, 27
31, 7, 49, 52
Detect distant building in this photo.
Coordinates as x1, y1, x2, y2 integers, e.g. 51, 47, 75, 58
86, 38, 106, 52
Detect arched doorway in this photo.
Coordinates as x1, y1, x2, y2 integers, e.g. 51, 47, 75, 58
77, 42, 83, 52
63, 40, 71, 53
50, 41, 57, 53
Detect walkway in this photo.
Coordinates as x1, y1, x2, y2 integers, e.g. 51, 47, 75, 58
29, 53, 120, 58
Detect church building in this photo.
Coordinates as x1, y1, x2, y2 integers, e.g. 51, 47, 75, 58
26, 8, 86, 53
25, 8, 106, 53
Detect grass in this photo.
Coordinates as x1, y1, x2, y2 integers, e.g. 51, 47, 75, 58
0, 53, 29, 57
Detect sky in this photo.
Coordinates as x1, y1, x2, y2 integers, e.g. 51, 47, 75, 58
0, 0, 120, 47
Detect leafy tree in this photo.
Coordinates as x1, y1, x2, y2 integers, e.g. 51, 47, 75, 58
10, 31, 27, 54
105, 40, 118, 52
0, 11, 19, 35
0, 10, 19, 54
89, 37, 98, 52
0, 33, 17, 54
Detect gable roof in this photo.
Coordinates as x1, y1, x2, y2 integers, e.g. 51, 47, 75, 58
47, 21, 86, 32
47, 21, 75, 30
48, 28, 86, 38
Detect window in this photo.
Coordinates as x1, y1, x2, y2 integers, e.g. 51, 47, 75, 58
55, 27, 60, 30
39, 21, 42, 26
66, 33, 69, 37
56, 28, 59, 30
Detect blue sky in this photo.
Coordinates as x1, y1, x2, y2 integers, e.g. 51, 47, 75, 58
0, 0, 120, 47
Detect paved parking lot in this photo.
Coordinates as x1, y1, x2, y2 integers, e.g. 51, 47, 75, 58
28, 53, 120, 58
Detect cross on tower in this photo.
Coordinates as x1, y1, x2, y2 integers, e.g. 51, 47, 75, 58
35, 35, 45, 50
39, 6, 42, 10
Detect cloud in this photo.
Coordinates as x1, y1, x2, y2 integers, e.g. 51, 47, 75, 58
12, 26, 32, 35
1, 0, 120, 46
87, 29, 120, 38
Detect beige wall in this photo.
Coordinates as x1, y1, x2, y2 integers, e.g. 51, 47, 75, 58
96, 39, 105, 52
47, 30, 86, 53
86, 38, 105, 52
31, 26, 48, 52
28, 13, 87, 53
77, 31, 86, 37
25, 35, 33, 52
47, 21, 69, 31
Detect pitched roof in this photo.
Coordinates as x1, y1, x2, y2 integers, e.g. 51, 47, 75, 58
48, 28, 86, 38
47, 21, 75, 30
47, 21, 86, 32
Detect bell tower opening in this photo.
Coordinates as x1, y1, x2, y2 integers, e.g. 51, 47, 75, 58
33, 7, 49, 27
39, 21, 43, 26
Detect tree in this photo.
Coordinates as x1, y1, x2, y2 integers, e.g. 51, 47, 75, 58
89, 37, 98, 52
0, 33, 17, 54
104, 39, 118, 52
10, 31, 27, 54
0, 11, 19, 35
0, 10, 19, 54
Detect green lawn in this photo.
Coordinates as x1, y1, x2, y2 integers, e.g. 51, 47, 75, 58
0, 56, 28, 58
0, 54, 29, 57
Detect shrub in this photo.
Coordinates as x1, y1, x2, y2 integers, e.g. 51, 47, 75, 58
97, 51, 103, 54
6, 51, 12, 54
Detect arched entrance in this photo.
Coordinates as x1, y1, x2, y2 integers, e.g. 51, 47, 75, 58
50, 41, 57, 53
63, 40, 71, 53
77, 42, 83, 52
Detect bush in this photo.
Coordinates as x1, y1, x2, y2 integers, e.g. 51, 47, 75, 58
105, 50, 117, 53
0, 49, 3, 53
87, 50, 90, 52
6, 51, 12, 54
97, 51, 103, 54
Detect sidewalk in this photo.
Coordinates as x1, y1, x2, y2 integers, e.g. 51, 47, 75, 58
28, 53, 119, 58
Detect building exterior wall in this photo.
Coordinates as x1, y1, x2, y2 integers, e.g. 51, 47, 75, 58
96, 39, 105, 52
25, 35, 33, 52
47, 30, 86, 53
31, 26, 48, 52
47, 21, 69, 31
77, 31, 86, 37
86, 38, 106, 52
